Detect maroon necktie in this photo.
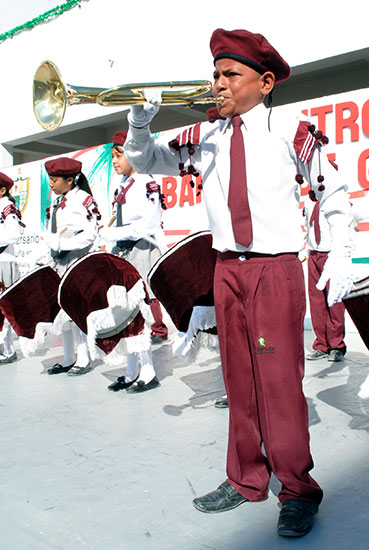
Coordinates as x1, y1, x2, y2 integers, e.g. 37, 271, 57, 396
228, 115, 253, 247
309, 201, 321, 245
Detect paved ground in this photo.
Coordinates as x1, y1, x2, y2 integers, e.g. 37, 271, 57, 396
1, 318, 368, 550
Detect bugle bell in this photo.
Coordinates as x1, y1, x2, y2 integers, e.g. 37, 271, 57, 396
33, 60, 221, 131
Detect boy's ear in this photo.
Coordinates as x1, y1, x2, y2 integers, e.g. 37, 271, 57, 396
261, 71, 275, 96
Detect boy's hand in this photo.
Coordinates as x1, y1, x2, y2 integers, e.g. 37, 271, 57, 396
316, 249, 353, 306
127, 89, 162, 128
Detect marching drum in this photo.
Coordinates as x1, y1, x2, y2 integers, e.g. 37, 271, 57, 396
58, 251, 151, 359
0, 265, 61, 355
148, 231, 218, 356
343, 275, 369, 350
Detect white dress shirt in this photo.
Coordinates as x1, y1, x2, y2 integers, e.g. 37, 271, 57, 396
102, 172, 164, 248
48, 186, 99, 251
125, 102, 352, 255
0, 197, 22, 263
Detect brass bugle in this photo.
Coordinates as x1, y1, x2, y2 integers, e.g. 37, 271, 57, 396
33, 60, 221, 132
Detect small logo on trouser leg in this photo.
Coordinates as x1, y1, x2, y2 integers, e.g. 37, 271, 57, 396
256, 337, 275, 354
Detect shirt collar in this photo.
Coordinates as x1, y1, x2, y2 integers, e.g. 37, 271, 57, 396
222, 102, 269, 133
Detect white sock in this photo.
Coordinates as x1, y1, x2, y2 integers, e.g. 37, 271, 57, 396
2, 320, 15, 357
137, 349, 156, 383
125, 353, 140, 382
61, 328, 76, 366
72, 324, 90, 368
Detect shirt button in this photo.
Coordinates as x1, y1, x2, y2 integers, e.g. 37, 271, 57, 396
239, 255, 246, 261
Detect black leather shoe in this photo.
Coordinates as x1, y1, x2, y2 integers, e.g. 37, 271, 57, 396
277, 499, 318, 537
47, 363, 75, 375
126, 376, 160, 393
151, 335, 168, 345
108, 375, 138, 392
0, 351, 17, 364
67, 364, 92, 376
328, 349, 345, 362
214, 395, 228, 408
192, 481, 248, 513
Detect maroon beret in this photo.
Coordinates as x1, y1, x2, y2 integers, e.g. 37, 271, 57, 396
210, 28, 290, 83
112, 131, 128, 147
0, 172, 14, 190
45, 157, 82, 177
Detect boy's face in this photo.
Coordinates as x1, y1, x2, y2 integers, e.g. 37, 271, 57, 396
112, 147, 132, 177
213, 58, 274, 118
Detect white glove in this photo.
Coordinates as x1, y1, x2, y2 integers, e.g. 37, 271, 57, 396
316, 250, 354, 306
127, 88, 162, 129
47, 232, 60, 253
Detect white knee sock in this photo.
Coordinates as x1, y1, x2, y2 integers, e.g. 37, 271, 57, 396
137, 349, 156, 383
71, 323, 90, 368
125, 353, 140, 382
2, 320, 15, 357
61, 328, 76, 366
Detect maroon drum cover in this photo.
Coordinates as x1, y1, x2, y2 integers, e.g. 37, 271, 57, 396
0, 265, 60, 339
58, 251, 151, 356
148, 231, 217, 332
0, 265, 61, 355
148, 231, 218, 356
343, 275, 369, 350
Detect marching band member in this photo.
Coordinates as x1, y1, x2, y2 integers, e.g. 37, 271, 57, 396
102, 131, 168, 341
123, 28, 355, 537
0, 172, 23, 363
304, 198, 348, 362
99, 131, 164, 393
44, 157, 100, 376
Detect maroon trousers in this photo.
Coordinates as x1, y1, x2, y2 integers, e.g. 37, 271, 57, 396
150, 299, 168, 339
308, 251, 346, 354
214, 252, 323, 505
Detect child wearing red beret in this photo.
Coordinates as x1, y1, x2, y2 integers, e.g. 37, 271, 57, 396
99, 131, 167, 393
43, 157, 101, 376
124, 28, 355, 537
0, 172, 23, 363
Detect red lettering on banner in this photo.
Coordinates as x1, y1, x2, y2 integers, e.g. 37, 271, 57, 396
335, 101, 359, 144
362, 100, 369, 138
179, 176, 195, 207
161, 175, 203, 209
358, 148, 369, 189
162, 177, 177, 208
310, 104, 333, 136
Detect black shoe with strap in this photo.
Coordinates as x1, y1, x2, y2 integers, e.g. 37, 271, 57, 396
47, 363, 75, 375
126, 376, 160, 393
277, 499, 318, 537
108, 376, 138, 392
192, 481, 248, 513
